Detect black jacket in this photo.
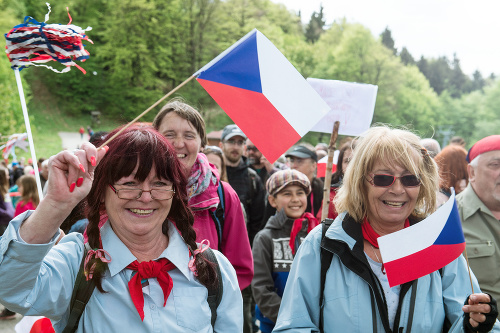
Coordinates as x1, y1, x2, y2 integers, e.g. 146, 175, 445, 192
226, 156, 265, 246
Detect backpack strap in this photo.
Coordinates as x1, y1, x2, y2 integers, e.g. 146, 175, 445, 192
63, 245, 223, 331
202, 247, 223, 329
319, 218, 334, 333
62, 243, 96, 333
209, 182, 226, 250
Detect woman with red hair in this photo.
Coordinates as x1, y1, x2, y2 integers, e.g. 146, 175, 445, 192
434, 145, 469, 206
0, 125, 242, 332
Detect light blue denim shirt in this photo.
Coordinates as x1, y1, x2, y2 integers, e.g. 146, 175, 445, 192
0, 211, 243, 332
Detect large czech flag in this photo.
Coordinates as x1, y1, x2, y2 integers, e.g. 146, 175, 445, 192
378, 189, 465, 287
195, 29, 330, 163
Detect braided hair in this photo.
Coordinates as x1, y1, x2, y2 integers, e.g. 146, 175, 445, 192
85, 124, 217, 292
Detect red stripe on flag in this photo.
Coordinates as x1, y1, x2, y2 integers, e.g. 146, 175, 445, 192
384, 243, 465, 287
197, 78, 301, 162
30, 317, 55, 333
316, 163, 336, 178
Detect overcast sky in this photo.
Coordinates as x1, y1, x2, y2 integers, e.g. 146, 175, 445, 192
271, 0, 498, 77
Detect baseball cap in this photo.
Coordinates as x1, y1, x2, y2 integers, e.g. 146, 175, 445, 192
466, 135, 500, 162
221, 124, 247, 141
266, 169, 311, 196
285, 145, 318, 162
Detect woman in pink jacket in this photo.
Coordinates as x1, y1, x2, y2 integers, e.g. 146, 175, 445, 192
153, 99, 253, 290
14, 175, 39, 217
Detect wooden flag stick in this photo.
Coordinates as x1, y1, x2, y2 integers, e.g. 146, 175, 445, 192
321, 121, 340, 221
463, 247, 475, 294
98, 74, 196, 150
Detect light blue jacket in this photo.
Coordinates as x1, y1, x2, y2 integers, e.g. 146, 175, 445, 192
273, 213, 500, 333
0, 211, 243, 333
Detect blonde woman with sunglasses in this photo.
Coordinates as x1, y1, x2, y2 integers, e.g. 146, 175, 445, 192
274, 126, 499, 333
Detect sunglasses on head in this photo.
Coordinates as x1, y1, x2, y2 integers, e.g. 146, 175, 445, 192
367, 174, 421, 187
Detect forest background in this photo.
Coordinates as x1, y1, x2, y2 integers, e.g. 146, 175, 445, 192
1, 0, 499, 160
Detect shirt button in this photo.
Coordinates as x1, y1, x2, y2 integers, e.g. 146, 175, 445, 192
150, 304, 156, 310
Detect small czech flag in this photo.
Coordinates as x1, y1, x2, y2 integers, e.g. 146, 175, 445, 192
378, 189, 466, 287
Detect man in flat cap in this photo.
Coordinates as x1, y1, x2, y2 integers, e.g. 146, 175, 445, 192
457, 135, 500, 318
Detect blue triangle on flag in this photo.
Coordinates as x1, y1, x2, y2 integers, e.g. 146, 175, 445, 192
434, 200, 466, 245
198, 31, 262, 93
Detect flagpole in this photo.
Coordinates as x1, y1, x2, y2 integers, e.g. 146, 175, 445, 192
14, 68, 44, 200
463, 248, 475, 294
98, 75, 196, 150
321, 121, 340, 221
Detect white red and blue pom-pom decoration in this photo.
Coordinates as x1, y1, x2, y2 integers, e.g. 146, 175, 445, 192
4, 12, 93, 74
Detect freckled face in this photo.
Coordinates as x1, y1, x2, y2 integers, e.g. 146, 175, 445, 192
157, 113, 202, 173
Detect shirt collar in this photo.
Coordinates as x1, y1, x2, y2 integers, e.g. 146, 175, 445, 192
460, 184, 496, 220
100, 220, 192, 280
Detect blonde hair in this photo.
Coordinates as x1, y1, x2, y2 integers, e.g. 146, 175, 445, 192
17, 175, 40, 207
334, 126, 439, 222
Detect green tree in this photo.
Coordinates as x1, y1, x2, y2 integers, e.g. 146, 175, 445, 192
0, 0, 30, 136
448, 54, 470, 97
474, 79, 500, 142
305, 5, 325, 43
97, 0, 188, 119
184, 0, 221, 74
311, 23, 440, 136
380, 27, 397, 55
399, 47, 415, 66
470, 70, 485, 91
426, 56, 449, 95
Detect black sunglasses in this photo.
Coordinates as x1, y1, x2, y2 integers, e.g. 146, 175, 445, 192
367, 174, 421, 187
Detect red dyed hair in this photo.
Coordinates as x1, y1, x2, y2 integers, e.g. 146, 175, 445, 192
85, 124, 216, 291
434, 145, 468, 193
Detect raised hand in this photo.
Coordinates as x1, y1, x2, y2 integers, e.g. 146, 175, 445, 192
19, 143, 107, 244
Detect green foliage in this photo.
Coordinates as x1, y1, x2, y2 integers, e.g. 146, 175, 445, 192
380, 27, 396, 55
311, 23, 441, 137
417, 54, 481, 98
2, 0, 498, 157
304, 4, 325, 43
0, 3, 30, 137
399, 47, 415, 66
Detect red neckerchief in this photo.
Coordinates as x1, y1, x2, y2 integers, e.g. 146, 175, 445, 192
126, 258, 176, 320
362, 217, 410, 248
289, 212, 319, 254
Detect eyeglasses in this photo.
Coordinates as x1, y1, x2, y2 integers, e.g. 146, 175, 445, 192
109, 184, 175, 200
367, 174, 421, 187
224, 139, 245, 146
246, 146, 258, 152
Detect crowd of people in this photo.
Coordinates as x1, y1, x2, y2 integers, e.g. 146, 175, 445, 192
0, 99, 499, 332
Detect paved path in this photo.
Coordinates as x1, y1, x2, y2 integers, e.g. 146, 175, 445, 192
58, 131, 88, 150
0, 306, 20, 333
